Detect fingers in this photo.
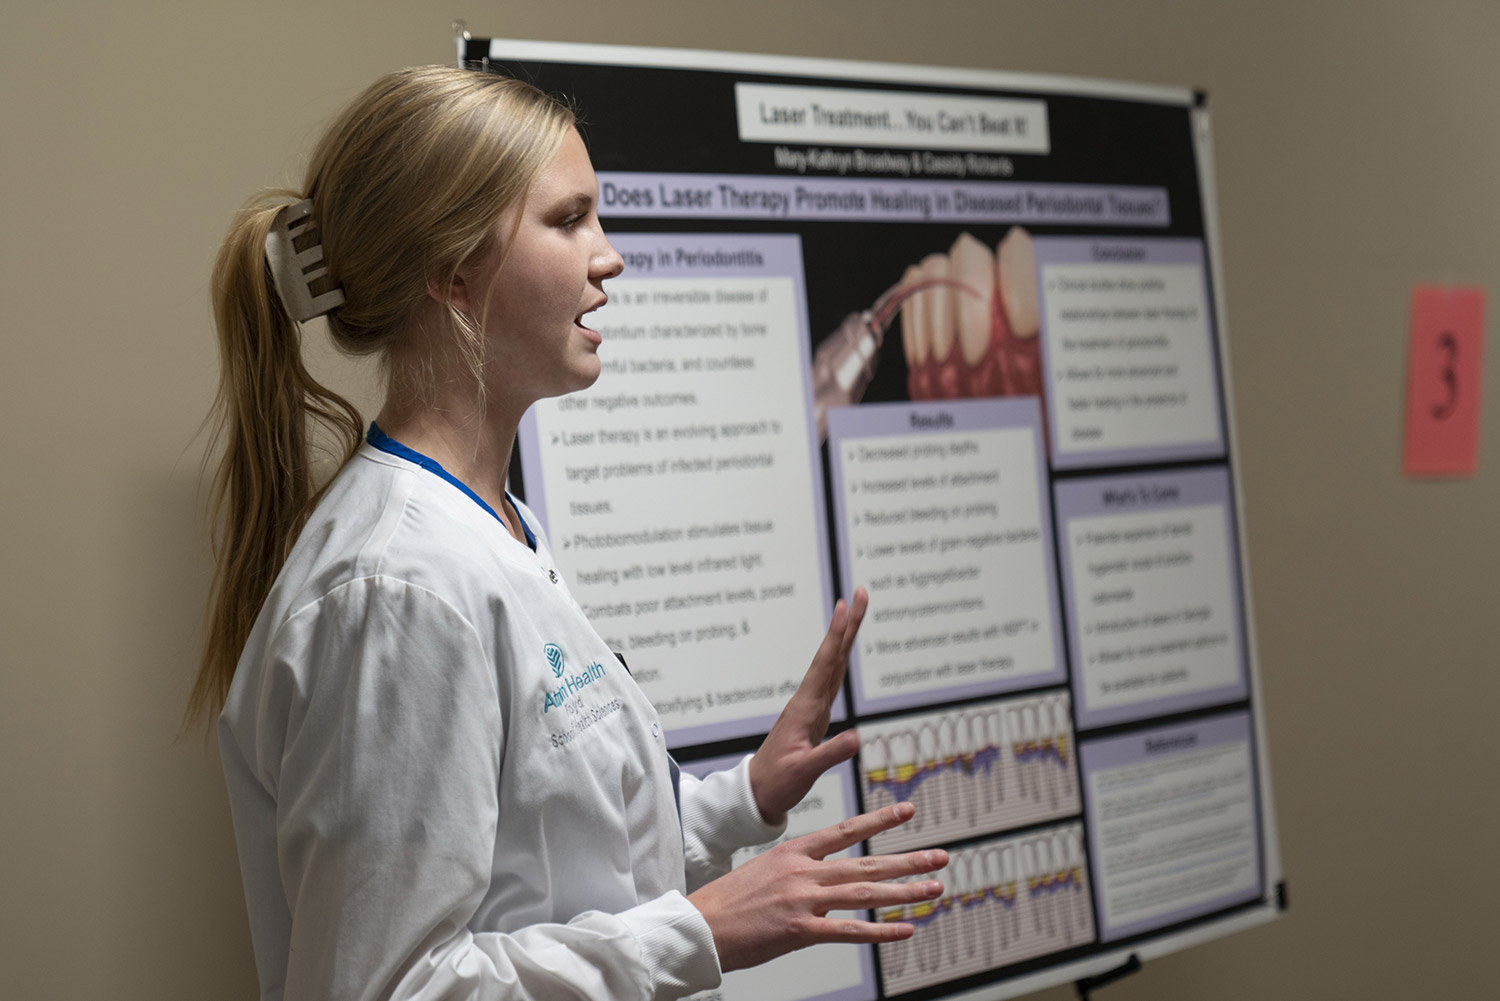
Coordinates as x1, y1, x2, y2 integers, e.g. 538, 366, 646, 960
800, 802, 916, 859
809, 598, 850, 682
801, 847, 947, 944
836, 588, 868, 662
816, 876, 944, 916
796, 587, 868, 707
799, 914, 918, 945
819, 847, 948, 886
803, 727, 860, 774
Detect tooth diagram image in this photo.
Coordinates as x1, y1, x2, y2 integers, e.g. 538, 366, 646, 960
808, 227, 1044, 441
858, 692, 1080, 854
875, 823, 1094, 995
903, 227, 1042, 404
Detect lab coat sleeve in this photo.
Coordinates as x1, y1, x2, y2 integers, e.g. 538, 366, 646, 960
678, 756, 788, 890
261, 576, 720, 1001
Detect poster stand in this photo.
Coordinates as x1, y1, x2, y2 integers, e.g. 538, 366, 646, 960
453, 20, 482, 71
1073, 954, 1141, 1001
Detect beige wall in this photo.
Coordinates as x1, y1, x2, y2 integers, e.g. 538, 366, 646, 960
2, 1, 1494, 997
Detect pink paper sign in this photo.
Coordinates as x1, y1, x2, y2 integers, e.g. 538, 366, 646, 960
1404, 286, 1485, 476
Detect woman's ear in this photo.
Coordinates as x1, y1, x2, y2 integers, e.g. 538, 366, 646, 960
427, 269, 475, 314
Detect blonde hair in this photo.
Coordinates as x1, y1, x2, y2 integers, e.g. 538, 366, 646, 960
189, 67, 575, 725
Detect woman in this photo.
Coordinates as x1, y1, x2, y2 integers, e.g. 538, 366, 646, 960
191, 66, 944, 1001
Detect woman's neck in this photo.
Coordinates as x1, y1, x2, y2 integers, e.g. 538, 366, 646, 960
376, 383, 529, 547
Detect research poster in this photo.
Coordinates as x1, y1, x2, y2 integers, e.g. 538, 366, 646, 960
472, 36, 1282, 1001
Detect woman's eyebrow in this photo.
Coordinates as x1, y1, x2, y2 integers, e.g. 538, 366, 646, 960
546, 192, 594, 216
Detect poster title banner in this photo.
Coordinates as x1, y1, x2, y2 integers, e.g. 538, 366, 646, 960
597, 172, 1169, 225
735, 83, 1050, 153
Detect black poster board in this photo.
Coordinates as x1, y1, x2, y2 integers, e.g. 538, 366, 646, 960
467, 35, 1284, 1001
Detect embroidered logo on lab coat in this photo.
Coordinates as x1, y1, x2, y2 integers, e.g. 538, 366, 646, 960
544, 643, 566, 677
542, 659, 611, 718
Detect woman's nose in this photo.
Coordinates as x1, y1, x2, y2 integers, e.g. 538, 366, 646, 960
594, 233, 625, 280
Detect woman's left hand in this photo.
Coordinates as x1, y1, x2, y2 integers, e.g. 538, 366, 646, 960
748, 588, 868, 825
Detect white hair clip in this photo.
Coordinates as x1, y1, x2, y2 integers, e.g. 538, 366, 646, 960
265, 199, 345, 321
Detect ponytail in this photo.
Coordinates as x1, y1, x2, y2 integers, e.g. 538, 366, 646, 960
187, 195, 361, 727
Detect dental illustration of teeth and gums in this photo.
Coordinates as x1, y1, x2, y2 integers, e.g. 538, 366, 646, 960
875, 824, 1093, 995
809, 226, 1046, 442
900, 226, 1043, 406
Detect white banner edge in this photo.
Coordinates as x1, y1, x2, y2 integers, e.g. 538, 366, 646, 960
481, 37, 1196, 108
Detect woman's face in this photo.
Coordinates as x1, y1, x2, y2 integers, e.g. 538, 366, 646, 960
466, 127, 624, 408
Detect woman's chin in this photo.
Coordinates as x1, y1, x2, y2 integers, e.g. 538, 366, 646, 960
578, 352, 603, 387
554, 357, 602, 399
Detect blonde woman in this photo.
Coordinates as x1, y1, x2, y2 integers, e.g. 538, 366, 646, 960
193, 66, 945, 1001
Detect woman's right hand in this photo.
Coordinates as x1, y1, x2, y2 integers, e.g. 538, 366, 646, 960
686, 802, 946, 973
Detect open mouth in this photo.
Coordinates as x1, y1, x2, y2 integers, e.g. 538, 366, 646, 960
576, 295, 609, 331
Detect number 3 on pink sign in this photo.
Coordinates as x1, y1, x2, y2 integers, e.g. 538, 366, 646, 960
1404, 286, 1485, 476
1431, 332, 1458, 421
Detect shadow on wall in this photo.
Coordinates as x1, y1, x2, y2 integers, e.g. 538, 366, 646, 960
95, 465, 257, 996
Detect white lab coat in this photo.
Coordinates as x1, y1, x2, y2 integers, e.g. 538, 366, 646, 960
219, 443, 783, 1001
